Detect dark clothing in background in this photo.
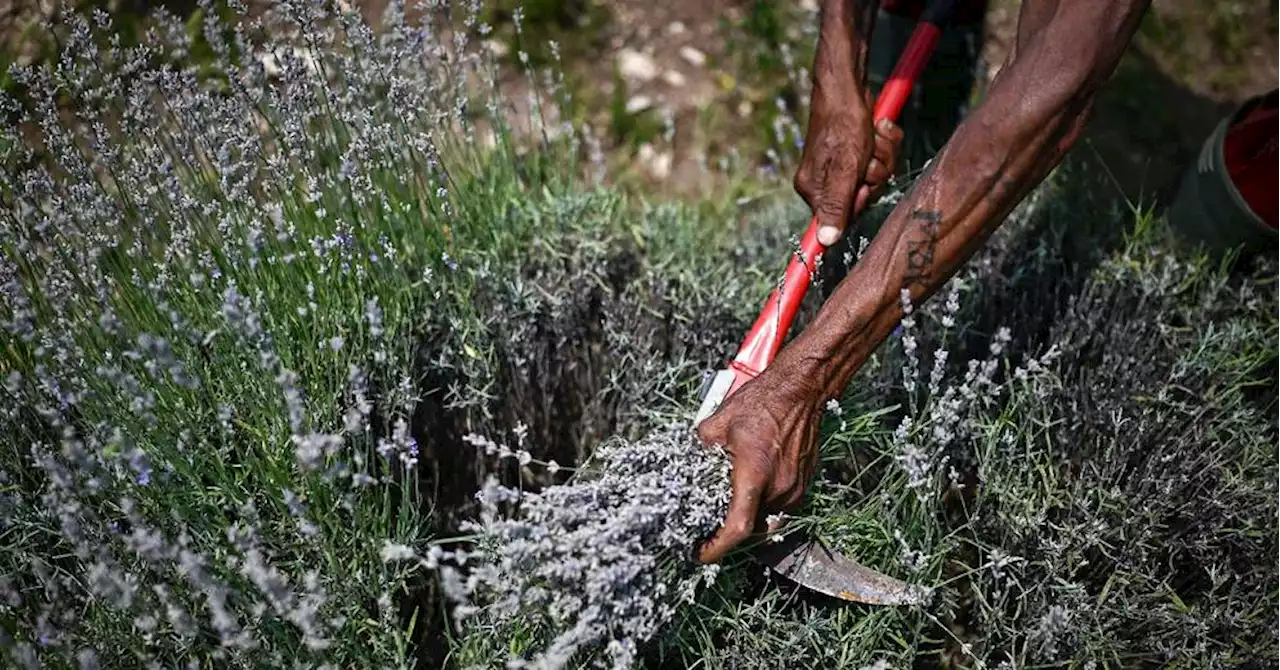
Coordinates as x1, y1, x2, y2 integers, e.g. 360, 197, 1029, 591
880, 0, 990, 26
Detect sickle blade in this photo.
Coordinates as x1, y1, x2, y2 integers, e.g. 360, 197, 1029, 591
754, 533, 934, 606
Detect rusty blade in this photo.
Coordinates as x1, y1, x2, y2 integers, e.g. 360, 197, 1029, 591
754, 533, 934, 606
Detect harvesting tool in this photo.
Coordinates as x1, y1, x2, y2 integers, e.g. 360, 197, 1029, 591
694, 0, 956, 606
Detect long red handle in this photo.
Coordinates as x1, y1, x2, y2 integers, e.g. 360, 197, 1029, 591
727, 18, 945, 389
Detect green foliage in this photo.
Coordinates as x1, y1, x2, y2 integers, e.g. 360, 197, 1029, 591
480, 0, 610, 68
645, 173, 1278, 669
0, 4, 793, 665
606, 69, 664, 151
736, 0, 789, 75
1, 2, 1275, 669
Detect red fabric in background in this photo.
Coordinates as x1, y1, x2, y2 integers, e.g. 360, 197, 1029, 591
880, 0, 990, 26
1222, 91, 1278, 229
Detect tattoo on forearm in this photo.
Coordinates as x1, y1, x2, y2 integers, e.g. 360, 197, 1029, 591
903, 209, 941, 289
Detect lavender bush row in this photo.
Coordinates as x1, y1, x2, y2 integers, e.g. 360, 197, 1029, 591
0, 1, 800, 665
959, 224, 1278, 666
0, 2, 502, 664
650, 181, 1278, 668
6, 1, 1272, 668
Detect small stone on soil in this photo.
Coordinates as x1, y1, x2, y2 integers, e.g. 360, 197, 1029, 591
678, 45, 707, 68
638, 143, 673, 180
618, 48, 659, 82
661, 70, 687, 88
625, 95, 655, 114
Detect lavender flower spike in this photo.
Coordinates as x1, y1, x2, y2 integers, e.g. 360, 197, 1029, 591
437, 423, 731, 669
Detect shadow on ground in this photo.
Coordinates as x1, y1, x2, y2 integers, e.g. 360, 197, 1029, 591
1082, 43, 1247, 210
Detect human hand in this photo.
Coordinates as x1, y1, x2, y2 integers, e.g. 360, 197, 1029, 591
694, 356, 828, 564
795, 85, 904, 247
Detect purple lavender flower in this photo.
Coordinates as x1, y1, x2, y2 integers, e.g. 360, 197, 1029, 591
435, 424, 730, 669
128, 451, 151, 487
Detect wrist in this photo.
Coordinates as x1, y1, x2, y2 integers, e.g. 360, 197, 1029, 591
778, 267, 895, 399
773, 327, 865, 403
813, 46, 869, 98
812, 72, 868, 116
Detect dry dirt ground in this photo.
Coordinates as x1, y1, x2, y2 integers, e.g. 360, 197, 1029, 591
2, 0, 1276, 204
483, 0, 1278, 205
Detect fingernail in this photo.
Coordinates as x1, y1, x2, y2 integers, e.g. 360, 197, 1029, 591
878, 119, 893, 131
817, 225, 841, 246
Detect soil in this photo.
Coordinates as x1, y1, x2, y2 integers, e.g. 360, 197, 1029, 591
7, 0, 1273, 202
2, 3, 1272, 667
372, 0, 1276, 206
496, 0, 1279, 206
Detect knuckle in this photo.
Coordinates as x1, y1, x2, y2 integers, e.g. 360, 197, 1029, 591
785, 489, 805, 509
766, 487, 792, 510
772, 469, 798, 495
727, 516, 754, 538
696, 420, 720, 446
793, 172, 814, 199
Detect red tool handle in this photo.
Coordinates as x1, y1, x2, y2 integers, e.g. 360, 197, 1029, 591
726, 14, 947, 391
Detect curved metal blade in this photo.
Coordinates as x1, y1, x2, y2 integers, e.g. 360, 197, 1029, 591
693, 369, 736, 426
754, 533, 934, 606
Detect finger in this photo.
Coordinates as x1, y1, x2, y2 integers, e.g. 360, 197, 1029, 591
854, 184, 873, 215
853, 157, 893, 214
864, 156, 891, 189
782, 487, 806, 510
877, 118, 904, 143
784, 448, 818, 510
698, 467, 767, 564
696, 411, 727, 449
784, 417, 821, 511
869, 134, 895, 180
770, 478, 806, 513
814, 177, 859, 246
873, 119, 903, 176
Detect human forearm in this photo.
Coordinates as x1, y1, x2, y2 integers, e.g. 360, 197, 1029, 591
782, 0, 1150, 398
814, 0, 880, 90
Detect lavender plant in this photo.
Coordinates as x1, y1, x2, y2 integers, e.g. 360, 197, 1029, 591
0, 1, 515, 663
418, 425, 730, 669
650, 174, 1277, 669
3, 2, 1273, 669
0, 2, 787, 666
957, 219, 1279, 667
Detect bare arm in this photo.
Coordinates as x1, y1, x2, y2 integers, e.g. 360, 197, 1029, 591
813, 0, 880, 87
797, 0, 902, 247
781, 0, 1151, 400
697, 0, 1150, 564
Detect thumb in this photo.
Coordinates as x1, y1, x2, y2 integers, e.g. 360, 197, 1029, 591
698, 464, 766, 564
814, 181, 857, 247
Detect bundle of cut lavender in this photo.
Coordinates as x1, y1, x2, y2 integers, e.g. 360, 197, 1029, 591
411, 423, 731, 669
